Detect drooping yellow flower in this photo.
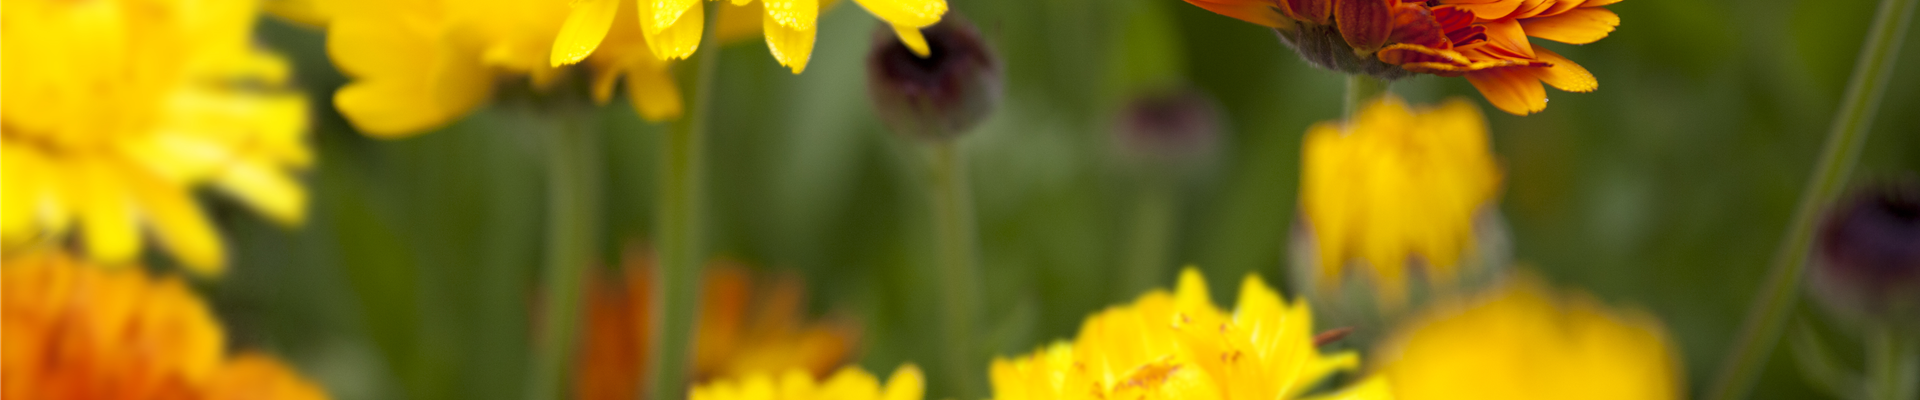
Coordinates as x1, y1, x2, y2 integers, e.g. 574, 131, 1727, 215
1375, 275, 1683, 400
990, 268, 1393, 400
2, 0, 311, 274
318, 0, 682, 136
688, 365, 924, 400
550, 0, 946, 74
1, 251, 330, 399
575, 251, 858, 400
1298, 95, 1502, 308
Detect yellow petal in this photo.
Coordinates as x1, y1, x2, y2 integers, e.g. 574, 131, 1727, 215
642, 0, 706, 60
553, 0, 624, 66
1528, 45, 1597, 92
625, 61, 686, 121
762, 0, 819, 73
891, 24, 931, 57
131, 172, 226, 274
78, 162, 140, 264
1519, 7, 1619, 45
335, 80, 460, 137
853, 0, 945, 28
215, 163, 307, 226
882, 365, 924, 400
325, 17, 434, 79
1174, 268, 1212, 311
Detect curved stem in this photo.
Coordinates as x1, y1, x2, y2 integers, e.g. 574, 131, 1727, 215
646, 7, 721, 400
1865, 323, 1918, 400
1344, 75, 1390, 119
1706, 0, 1916, 396
928, 141, 982, 400
526, 113, 599, 400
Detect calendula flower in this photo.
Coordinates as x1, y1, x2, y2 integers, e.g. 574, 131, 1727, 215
575, 253, 857, 400
1183, 0, 1620, 115
1296, 95, 1502, 309
318, 0, 682, 136
1, 251, 330, 399
549, 0, 947, 74
1375, 275, 1683, 400
689, 365, 924, 400
990, 268, 1392, 400
1, 0, 311, 274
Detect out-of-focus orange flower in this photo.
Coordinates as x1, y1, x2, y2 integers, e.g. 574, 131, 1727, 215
574, 251, 858, 400
1182, 0, 1621, 115
1, 251, 329, 400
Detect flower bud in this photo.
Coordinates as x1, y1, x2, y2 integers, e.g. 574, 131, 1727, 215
1809, 178, 1920, 323
1114, 87, 1222, 163
865, 16, 1002, 142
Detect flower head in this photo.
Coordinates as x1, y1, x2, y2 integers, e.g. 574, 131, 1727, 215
1, 251, 330, 400
989, 268, 1392, 400
1809, 178, 1920, 321
1296, 95, 1502, 309
318, 0, 682, 136
549, 0, 947, 75
689, 365, 924, 400
865, 17, 1002, 141
2, 0, 311, 274
1183, 0, 1621, 115
575, 252, 858, 400
1375, 275, 1683, 400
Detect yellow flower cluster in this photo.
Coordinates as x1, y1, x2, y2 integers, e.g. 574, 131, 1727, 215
1375, 276, 1683, 400
989, 268, 1392, 400
1, 252, 329, 400
2, 0, 311, 274
551, 0, 948, 74
1298, 95, 1502, 308
688, 365, 925, 400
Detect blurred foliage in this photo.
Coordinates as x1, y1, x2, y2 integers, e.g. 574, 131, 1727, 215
213, 0, 1920, 398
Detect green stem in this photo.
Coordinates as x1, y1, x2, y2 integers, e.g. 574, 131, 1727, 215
526, 113, 600, 400
646, 7, 720, 400
928, 141, 982, 400
1119, 168, 1176, 298
1866, 324, 1918, 400
1343, 75, 1390, 119
1706, 0, 1916, 396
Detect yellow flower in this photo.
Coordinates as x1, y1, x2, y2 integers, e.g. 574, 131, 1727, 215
549, 0, 946, 74
2, 0, 311, 274
1298, 95, 1502, 308
688, 365, 924, 400
990, 268, 1393, 400
319, 0, 682, 136
1375, 275, 1683, 400
575, 252, 858, 400
1, 251, 330, 399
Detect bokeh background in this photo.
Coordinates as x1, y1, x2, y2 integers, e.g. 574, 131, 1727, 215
204, 0, 1920, 398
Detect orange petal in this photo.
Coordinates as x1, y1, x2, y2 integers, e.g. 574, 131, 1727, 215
1527, 45, 1596, 92
1186, 0, 1290, 28
1450, 0, 1522, 20
1289, 0, 1332, 24
1519, 7, 1618, 44
1338, 0, 1395, 53
1582, 0, 1623, 7
1480, 19, 1535, 58
1466, 67, 1546, 115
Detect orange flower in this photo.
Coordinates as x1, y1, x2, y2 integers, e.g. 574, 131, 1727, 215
1183, 0, 1622, 115
574, 251, 858, 400
1, 251, 329, 400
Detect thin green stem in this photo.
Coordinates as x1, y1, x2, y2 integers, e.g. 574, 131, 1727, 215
526, 113, 600, 400
1119, 168, 1176, 298
1706, 0, 1916, 396
1344, 75, 1390, 119
646, 6, 720, 400
928, 141, 982, 400
1865, 324, 1918, 400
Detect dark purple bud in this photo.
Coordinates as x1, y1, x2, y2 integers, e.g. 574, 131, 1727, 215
1115, 87, 1222, 163
1810, 178, 1920, 321
865, 16, 1002, 142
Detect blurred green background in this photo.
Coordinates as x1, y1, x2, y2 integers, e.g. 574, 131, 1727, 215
205, 0, 1920, 398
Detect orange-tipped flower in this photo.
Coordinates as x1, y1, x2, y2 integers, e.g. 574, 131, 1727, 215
573, 251, 858, 400
1183, 0, 1622, 115
1, 251, 329, 400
